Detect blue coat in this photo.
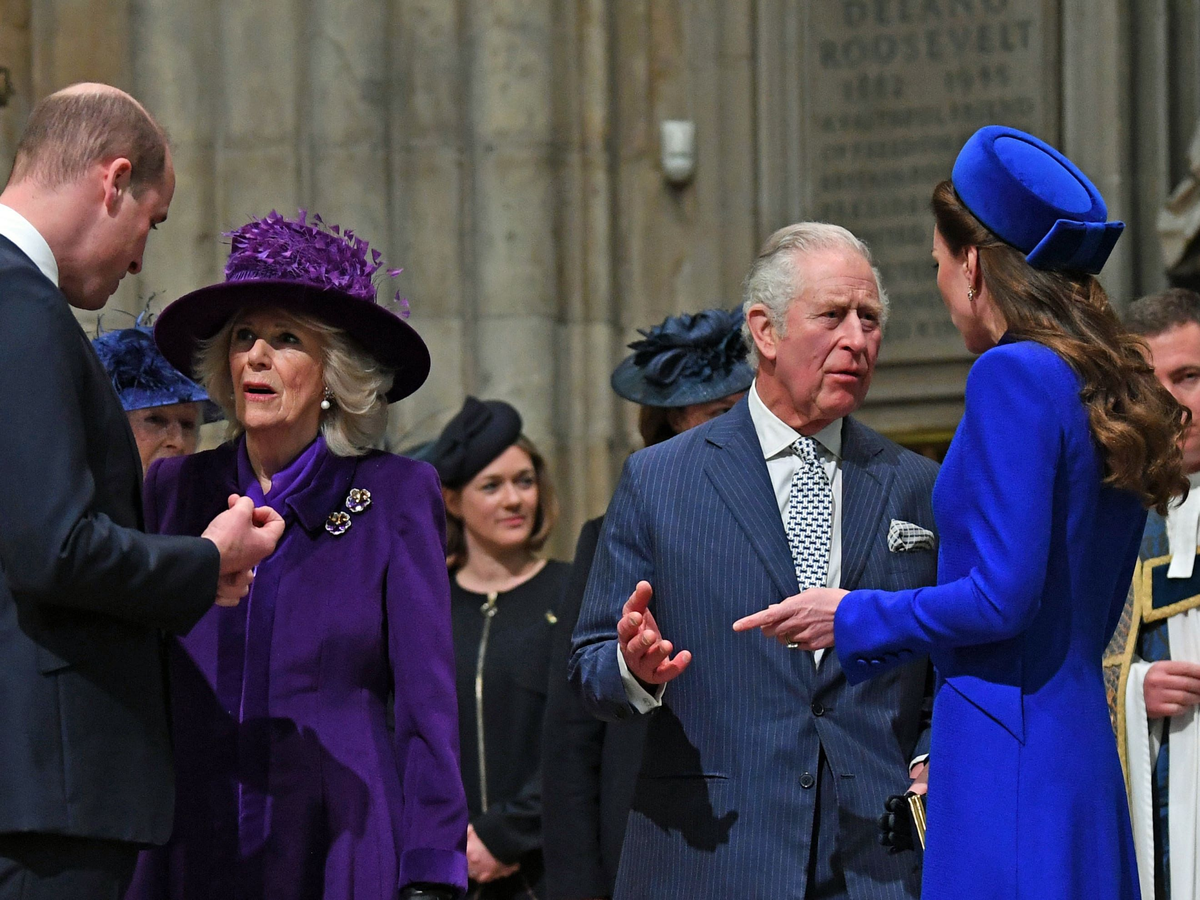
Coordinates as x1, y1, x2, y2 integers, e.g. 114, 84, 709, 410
570, 399, 939, 899
835, 339, 1144, 900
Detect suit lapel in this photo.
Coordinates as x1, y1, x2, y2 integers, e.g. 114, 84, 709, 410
839, 416, 890, 591
704, 400, 799, 599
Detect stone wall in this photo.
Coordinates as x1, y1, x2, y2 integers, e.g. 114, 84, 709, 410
1, 0, 1198, 555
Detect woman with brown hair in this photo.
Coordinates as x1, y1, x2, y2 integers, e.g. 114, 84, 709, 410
426, 398, 568, 900
735, 126, 1186, 898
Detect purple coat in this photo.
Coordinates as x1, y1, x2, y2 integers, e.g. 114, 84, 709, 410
127, 439, 468, 899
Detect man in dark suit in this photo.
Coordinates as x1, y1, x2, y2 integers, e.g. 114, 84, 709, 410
0, 84, 283, 899
570, 223, 938, 899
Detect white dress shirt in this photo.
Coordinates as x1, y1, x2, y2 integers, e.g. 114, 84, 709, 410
0, 204, 59, 286
618, 382, 845, 710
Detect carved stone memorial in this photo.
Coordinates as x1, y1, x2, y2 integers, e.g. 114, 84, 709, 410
803, 0, 1059, 364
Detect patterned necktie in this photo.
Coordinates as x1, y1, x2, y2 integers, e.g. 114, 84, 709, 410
785, 436, 833, 591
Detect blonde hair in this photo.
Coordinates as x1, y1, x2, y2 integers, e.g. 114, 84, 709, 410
194, 307, 394, 457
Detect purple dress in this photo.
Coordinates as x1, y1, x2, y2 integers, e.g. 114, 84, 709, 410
126, 437, 468, 900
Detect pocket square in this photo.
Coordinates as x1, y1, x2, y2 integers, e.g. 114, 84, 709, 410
888, 519, 935, 552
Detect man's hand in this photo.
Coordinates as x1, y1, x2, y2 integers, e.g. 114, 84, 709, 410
732, 587, 847, 649
202, 495, 285, 575
617, 581, 691, 686
1144, 659, 1200, 718
466, 824, 519, 883
215, 569, 255, 608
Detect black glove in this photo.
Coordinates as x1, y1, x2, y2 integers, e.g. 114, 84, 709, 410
399, 884, 460, 900
878, 793, 916, 854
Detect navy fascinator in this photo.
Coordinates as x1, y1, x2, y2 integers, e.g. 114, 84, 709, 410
92, 324, 217, 419
610, 307, 754, 408
426, 397, 523, 490
951, 125, 1124, 275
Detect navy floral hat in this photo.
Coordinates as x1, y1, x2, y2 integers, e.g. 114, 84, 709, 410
610, 307, 754, 408
92, 324, 218, 420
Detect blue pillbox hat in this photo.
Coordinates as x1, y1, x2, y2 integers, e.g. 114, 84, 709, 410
951, 125, 1124, 275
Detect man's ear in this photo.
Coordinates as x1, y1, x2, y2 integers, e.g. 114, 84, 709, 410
101, 157, 134, 214
745, 303, 778, 364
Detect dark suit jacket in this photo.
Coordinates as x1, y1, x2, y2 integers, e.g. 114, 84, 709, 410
0, 237, 219, 844
569, 399, 938, 900
542, 516, 646, 900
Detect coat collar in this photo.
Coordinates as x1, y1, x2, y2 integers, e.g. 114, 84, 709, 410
220, 436, 360, 536
704, 401, 890, 595
705, 399, 798, 599
839, 417, 889, 591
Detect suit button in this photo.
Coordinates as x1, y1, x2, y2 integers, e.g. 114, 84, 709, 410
799, 773, 816, 789
811, 702, 824, 717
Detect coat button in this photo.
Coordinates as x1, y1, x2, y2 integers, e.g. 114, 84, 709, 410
811, 701, 824, 717
799, 773, 816, 789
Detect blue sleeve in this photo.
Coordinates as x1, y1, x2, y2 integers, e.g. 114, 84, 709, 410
568, 456, 654, 722
834, 345, 1063, 683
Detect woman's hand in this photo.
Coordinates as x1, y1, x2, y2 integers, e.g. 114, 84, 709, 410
732, 588, 848, 650
466, 824, 519, 883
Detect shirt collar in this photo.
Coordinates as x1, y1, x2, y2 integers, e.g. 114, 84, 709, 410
747, 380, 842, 461
0, 204, 58, 286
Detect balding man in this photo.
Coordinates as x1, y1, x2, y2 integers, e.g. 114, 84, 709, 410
0, 85, 283, 899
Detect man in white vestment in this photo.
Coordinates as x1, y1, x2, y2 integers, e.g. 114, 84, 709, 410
1106, 288, 1200, 900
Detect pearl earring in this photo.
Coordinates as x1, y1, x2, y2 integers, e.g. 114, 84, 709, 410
320, 388, 333, 411
967, 288, 977, 302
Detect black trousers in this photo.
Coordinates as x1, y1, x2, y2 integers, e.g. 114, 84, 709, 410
0, 834, 139, 900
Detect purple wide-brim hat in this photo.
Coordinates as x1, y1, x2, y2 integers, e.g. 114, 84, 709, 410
155, 280, 429, 403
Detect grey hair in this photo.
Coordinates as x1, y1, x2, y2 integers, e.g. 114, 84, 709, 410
740, 222, 889, 367
194, 307, 395, 457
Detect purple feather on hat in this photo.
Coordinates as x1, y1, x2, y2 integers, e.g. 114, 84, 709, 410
223, 210, 410, 317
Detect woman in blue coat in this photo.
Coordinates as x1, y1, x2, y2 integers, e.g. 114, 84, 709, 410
735, 126, 1187, 898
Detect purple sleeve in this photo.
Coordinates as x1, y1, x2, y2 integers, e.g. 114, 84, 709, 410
387, 464, 469, 893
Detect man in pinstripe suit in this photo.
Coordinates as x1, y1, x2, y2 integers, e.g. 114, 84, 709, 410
570, 223, 938, 899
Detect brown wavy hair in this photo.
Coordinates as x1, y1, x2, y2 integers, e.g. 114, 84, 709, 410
932, 180, 1187, 514
444, 435, 559, 570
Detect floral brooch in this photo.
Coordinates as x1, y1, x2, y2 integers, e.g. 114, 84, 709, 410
325, 487, 373, 536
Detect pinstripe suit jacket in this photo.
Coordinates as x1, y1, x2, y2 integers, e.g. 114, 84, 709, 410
569, 398, 938, 899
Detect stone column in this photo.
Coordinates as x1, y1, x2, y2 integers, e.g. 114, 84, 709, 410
552, 0, 620, 535
466, 0, 560, 450
130, 0, 221, 315
214, 0, 303, 246
1061, 0, 1135, 303
385, 0, 469, 448
0, 0, 32, 169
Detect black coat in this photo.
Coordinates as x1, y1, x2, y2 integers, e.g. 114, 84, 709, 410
452, 559, 570, 899
541, 517, 645, 900
0, 237, 218, 843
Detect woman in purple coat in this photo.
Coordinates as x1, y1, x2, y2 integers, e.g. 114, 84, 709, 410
125, 212, 468, 900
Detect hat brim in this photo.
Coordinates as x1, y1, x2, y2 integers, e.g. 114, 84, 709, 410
610, 359, 755, 408
154, 280, 430, 403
